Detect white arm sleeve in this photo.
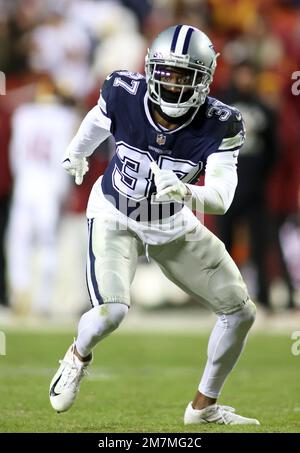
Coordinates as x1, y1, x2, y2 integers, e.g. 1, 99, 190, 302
66, 105, 112, 158
186, 151, 238, 215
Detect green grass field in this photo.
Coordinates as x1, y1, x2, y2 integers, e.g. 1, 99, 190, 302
0, 330, 299, 433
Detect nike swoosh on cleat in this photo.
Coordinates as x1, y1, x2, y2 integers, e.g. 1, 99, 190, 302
50, 374, 63, 397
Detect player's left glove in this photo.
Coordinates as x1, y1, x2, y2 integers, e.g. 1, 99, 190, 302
151, 162, 190, 202
62, 152, 89, 185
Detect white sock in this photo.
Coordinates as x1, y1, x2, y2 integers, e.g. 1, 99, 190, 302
199, 300, 256, 399
75, 303, 128, 357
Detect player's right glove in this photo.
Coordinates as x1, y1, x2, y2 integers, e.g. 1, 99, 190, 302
62, 153, 89, 185
150, 161, 190, 202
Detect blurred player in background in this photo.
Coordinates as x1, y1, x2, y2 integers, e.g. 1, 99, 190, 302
217, 61, 296, 311
7, 79, 79, 316
217, 61, 278, 310
49, 25, 259, 425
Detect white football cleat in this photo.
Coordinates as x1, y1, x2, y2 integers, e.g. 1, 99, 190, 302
184, 402, 260, 425
49, 344, 92, 413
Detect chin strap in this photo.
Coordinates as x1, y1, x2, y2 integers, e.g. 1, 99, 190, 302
151, 102, 201, 132
161, 104, 190, 118
154, 102, 196, 125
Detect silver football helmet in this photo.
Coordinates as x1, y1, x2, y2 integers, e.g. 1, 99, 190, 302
145, 25, 219, 117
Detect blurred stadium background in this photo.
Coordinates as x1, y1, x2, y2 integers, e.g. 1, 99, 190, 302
0, 0, 300, 433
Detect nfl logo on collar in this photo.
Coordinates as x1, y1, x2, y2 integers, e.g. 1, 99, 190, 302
156, 133, 166, 146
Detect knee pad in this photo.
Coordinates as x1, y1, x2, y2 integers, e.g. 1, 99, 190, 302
99, 303, 128, 331
229, 299, 256, 331
79, 303, 128, 340
243, 299, 257, 324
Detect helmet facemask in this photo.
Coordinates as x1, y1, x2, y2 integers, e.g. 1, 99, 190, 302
145, 57, 214, 118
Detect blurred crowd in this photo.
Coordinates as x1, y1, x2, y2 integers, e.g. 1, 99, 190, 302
0, 0, 300, 319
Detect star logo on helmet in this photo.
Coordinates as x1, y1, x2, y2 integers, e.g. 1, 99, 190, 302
153, 52, 164, 59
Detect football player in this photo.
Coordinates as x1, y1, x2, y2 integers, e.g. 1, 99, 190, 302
49, 25, 259, 425
7, 82, 78, 316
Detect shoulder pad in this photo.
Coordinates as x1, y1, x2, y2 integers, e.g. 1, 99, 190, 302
206, 98, 245, 151
99, 70, 145, 116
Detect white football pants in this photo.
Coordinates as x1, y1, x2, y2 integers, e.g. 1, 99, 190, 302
76, 216, 255, 398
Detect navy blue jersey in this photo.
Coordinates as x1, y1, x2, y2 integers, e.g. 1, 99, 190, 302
98, 70, 245, 221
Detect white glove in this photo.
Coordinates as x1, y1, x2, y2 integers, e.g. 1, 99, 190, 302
150, 162, 189, 202
62, 153, 89, 185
